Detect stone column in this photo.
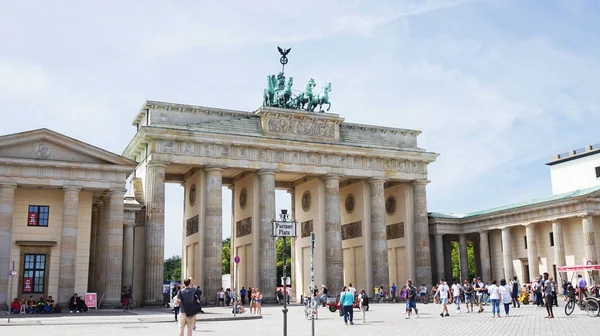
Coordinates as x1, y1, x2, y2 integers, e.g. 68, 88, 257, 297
0, 183, 16, 309
204, 168, 223, 304
458, 234, 468, 282
144, 162, 167, 305
88, 207, 98, 291
258, 170, 277, 301
501, 227, 513, 280
479, 230, 492, 282
122, 212, 136, 288
324, 175, 343, 295
582, 215, 598, 264
369, 178, 389, 290
95, 200, 105, 294
525, 223, 538, 282
412, 181, 432, 287
58, 186, 81, 304
552, 220, 566, 279
288, 188, 296, 301
404, 184, 415, 281
105, 189, 126, 306
434, 234, 445, 281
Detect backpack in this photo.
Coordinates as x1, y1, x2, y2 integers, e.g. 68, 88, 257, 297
180, 289, 200, 317
361, 294, 369, 306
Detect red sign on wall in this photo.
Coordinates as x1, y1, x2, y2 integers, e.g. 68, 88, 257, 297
23, 277, 32, 292
85, 293, 97, 308
28, 212, 38, 226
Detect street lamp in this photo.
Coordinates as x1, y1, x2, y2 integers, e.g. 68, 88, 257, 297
272, 209, 296, 336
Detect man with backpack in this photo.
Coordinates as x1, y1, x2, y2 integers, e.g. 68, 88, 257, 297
510, 276, 520, 308
175, 278, 200, 336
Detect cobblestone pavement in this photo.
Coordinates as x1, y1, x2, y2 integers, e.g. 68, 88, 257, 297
3, 301, 599, 335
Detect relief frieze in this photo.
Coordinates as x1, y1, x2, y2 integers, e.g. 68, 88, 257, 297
341, 221, 362, 240
236, 217, 252, 238
386, 222, 404, 240
186, 215, 199, 236
301, 220, 313, 238
267, 119, 335, 138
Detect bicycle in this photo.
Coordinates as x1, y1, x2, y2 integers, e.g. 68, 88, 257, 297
564, 287, 599, 317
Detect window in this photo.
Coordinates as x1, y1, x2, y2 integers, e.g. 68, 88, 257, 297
524, 236, 528, 249
549, 232, 554, 246
27, 205, 49, 226
23, 254, 46, 293
596, 166, 600, 178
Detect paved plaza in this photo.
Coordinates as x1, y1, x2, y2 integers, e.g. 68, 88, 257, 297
2, 301, 599, 335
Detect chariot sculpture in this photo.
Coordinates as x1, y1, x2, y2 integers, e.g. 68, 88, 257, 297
262, 47, 332, 112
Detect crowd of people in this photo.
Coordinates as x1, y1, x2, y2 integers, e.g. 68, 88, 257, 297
8, 293, 89, 315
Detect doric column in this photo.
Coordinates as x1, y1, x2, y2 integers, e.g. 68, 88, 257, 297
479, 230, 492, 282
258, 170, 277, 301
458, 234, 468, 282
552, 220, 566, 279
204, 167, 223, 304
525, 223, 538, 282
369, 178, 389, 290
105, 189, 126, 306
122, 211, 136, 288
144, 162, 167, 305
288, 188, 296, 301
88, 207, 98, 291
324, 175, 343, 295
582, 215, 598, 264
0, 183, 17, 309
412, 181, 432, 286
501, 227, 513, 280
434, 234, 445, 281
58, 186, 81, 304
95, 200, 105, 293
404, 184, 415, 280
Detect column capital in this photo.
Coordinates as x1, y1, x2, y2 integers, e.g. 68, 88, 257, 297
523, 222, 537, 228
412, 180, 430, 186
146, 161, 169, 168
258, 169, 277, 176
205, 166, 225, 172
63, 185, 82, 192
368, 177, 387, 185
109, 188, 127, 196
124, 220, 136, 228
323, 174, 341, 181
500, 226, 511, 232
0, 182, 17, 189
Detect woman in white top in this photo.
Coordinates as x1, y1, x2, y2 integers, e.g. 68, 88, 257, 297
488, 280, 501, 318
499, 279, 512, 317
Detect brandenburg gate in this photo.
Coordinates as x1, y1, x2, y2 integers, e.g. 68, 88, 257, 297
123, 52, 437, 303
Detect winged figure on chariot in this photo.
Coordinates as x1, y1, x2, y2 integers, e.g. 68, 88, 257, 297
262, 47, 332, 112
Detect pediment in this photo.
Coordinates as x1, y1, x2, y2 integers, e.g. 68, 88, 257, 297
0, 128, 137, 167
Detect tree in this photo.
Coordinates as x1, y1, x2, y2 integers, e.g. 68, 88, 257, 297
164, 256, 182, 282
222, 237, 231, 275
276, 237, 292, 285
450, 241, 476, 282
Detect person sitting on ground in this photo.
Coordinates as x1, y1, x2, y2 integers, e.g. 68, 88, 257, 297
27, 296, 36, 312
20, 297, 28, 314
234, 300, 245, 314
36, 297, 46, 313
46, 295, 57, 313
10, 298, 20, 314
76, 295, 89, 312
69, 293, 81, 313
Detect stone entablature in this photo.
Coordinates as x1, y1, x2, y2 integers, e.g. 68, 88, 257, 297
429, 195, 600, 235
129, 101, 423, 151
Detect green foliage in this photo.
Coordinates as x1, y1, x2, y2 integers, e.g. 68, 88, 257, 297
222, 237, 231, 275
276, 237, 292, 283
450, 241, 476, 282
164, 256, 182, 282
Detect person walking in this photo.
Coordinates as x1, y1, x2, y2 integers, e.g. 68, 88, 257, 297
499, 279, 512, 317
488, 280, 500, 318
340, 286, 354, 325
391, 283, 397, 303
510, 276, 520, 308
358, 289, 369, 323
405, 280, 419, 319
543, 273, 554, 318
550, 277, 558, 307
435, 279, 450, 317
463, 279, 474, 313
451, 279, 462, 314
175, 278, 200, 336
240, 287, 247, 306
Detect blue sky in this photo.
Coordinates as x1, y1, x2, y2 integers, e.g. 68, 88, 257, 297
1, 0, 599, 258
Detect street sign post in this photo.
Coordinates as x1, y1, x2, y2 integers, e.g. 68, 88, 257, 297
272, 210, 297, 336
7, 261, 15, 323
233, 255, 240, 316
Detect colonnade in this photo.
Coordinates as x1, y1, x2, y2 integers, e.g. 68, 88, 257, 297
434, 216, 598, 284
